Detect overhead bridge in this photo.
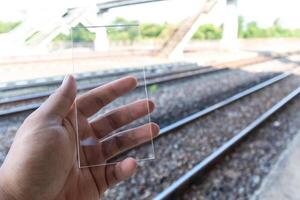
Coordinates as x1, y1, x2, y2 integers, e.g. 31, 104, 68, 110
0, 0, 170, 51
0, 0, 234, 58
97, 0, 169, 12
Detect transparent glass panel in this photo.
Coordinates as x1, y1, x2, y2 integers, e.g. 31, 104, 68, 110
71, 25, 155, 168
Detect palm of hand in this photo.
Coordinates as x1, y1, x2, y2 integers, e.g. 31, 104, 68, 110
0, 76, 158, 200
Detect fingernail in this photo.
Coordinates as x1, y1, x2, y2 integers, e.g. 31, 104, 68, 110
62, 75, 70, 86
148, 100, 155, 111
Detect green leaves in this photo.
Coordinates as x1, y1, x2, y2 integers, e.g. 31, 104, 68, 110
0, 21, 20, 33
238, 17, 300, 38
192, 24, 222, 40
148, 84, 158, 94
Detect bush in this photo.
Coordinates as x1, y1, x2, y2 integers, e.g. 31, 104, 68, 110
107, 17, 139, 42
140, 23, 165, 38
52, 16, 300, 43
53, 18, 173, 42
239, 17, 300, 38
0, 21, 21, 33
192, 24, 222, 40
53, 23, 95, 42
154, 23, 176, 40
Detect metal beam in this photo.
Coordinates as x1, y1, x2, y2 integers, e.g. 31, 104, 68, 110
97, 0, 168, 12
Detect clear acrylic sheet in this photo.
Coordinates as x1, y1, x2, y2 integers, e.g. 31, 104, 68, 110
71, 25, 155, 168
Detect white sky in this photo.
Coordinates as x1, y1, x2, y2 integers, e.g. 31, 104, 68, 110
0, 0, 300, 28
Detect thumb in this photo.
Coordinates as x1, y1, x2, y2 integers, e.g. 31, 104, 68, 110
37, 75, 77, 120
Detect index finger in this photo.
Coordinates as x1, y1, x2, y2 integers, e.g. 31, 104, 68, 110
76, 76, 137, 118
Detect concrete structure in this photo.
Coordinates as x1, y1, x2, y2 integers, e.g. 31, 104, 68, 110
97, 0, 168, 12
0, 0, 168, 55
0, 0, 240, 57
159, 0, 218, 59
252, 132, 300, 200
93, 25, 110, 51
221, 0, 239, 51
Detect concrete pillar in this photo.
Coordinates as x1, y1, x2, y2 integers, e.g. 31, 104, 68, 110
93, 11, 109, 51
94, 25, 109, 51
221, 0, 239, 51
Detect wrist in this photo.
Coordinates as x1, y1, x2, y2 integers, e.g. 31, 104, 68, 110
0, 189, 14, 200
0, 168, 16, 200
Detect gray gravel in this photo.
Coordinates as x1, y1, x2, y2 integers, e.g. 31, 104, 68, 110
0, 66, 275, 133
0, 64, 207, 110
0, 67, 276, 164
103, 74, 300, 200
0, 60, 298, 199
148, 69, 275, 127
179, 87, 300, 200
0, 62, 197, 99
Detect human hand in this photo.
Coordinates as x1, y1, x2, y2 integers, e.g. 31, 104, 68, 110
0, 75, 159, 200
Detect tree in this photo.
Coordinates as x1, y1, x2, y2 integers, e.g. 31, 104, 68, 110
53, 23, 95, 42
192, 24, 222, 40
0, 21, 21, 33
140, 23, 165, 38
238, 16, 245, 38
107, 17, 139, 42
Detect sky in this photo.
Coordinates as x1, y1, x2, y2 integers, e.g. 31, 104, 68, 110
0, 0, 300, 28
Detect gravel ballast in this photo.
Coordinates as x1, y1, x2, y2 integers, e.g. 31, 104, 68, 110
104, 74, 300, 200
0, 60, 300, 199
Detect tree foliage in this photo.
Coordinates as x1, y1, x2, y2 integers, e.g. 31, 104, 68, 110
239, 17, 300, 38
192, 24, 222, 40
140, 23, 165, 38
107, 17, 139, 41
50, 16, 300, 42
53, 23, 95, 42
0, 21, 21, 33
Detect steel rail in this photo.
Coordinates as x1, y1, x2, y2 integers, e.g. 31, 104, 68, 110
0, 66, 216, 105
159, 71, 291, 135
0, 62, 198, 92
2, 50, 299, 104
154, 83, 300, 200
0, 67, 226, 117
2, 49, 299, 93
0, 68, 143, 92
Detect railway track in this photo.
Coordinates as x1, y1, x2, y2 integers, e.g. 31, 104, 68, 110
1, 50, 298, 96
158, 72, 291, 135
0, 62, 206, 93
102, 67, 300, 199
0, 67, 142, 92
0, 62, 204, 106
0, 62, 198, 95
0, 66, 226, 117
0, 64, 211, 101
1, 52, 300, 199
154, 85, 300, 200
149, 71, 300, 199
214, 50, 300, 68
1, 50, 299, 118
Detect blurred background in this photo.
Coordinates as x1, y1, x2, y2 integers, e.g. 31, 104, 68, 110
1, 0, 300, 82
2, 0, 300, 200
